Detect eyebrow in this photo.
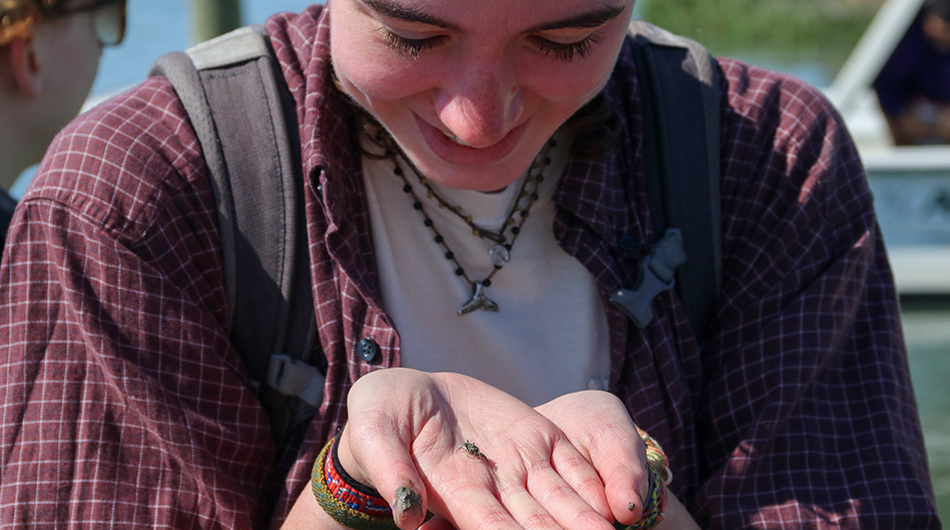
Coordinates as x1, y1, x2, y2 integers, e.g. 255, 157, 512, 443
360, 0, 626, 33
361, 0, 461, 30
526, 5, 628, 32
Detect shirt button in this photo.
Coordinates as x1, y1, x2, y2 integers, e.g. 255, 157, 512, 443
311, 167, 324, 199
357, 338, 380, 362
618, 234, 638, 252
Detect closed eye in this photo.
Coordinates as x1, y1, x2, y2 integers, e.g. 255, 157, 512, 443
529, 32, 602, 62
384, 31, 449, 58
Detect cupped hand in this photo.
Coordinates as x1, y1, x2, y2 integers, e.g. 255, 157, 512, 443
535, 391, 650, 528
335, 368, 617, 530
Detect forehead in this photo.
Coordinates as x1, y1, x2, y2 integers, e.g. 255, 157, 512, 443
338, 0, 634, 33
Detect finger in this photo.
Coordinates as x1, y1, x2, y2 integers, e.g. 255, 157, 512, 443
430, 480, 526, 530
533, 391, 648, 523
585, 430, 649, 526
339, 424, 429, 530
520, 464, 615, 530
496, 481, 565, 530
549, 441, 611, 519
414, 441, 528, 530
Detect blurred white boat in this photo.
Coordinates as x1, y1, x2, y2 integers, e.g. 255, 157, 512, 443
827, 0, 950, 295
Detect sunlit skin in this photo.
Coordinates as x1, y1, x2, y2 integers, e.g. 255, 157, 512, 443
328, 0, 636, 192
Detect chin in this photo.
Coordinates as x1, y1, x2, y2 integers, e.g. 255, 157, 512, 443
410, 160, 520, 192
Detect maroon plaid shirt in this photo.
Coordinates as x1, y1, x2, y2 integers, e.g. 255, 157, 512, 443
0, 5, 939, 529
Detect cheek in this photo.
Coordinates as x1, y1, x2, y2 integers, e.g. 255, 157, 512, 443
518, 45, 622, 109
519, 61, 615, 117
35, 18, 101, 122
330, 21, 433, 106
337, 56, 431, 105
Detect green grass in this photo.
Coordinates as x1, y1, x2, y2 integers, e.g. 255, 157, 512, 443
637, 0, 882, 67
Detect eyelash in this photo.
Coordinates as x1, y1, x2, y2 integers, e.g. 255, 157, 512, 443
529, 33, 602, 61
383, 30, 602, 62
384, 31, 447, 58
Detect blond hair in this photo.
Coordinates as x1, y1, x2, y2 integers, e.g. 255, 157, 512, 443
0, 0, 68, 46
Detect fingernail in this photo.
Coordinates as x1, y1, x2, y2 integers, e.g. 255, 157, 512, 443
393, 485, 424, 523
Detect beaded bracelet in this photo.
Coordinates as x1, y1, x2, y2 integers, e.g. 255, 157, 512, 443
311, 437, 400, 530
637, 425, 673, 486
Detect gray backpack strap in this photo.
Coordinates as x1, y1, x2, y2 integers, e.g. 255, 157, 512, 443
149, 25, 322, 445
611, 21, 722, 345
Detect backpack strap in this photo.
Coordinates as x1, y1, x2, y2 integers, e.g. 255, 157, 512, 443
610, 21, 723, 345
148, 25, 322, 446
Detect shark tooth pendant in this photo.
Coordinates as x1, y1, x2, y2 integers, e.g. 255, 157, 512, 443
458, 282, 500, 316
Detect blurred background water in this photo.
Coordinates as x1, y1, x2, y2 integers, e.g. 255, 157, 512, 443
28, 0, 950, 522
92, 0, 317, 97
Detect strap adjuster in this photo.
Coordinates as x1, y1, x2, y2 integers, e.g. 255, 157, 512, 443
609, 229, 687, 328
267, 354, 325, 408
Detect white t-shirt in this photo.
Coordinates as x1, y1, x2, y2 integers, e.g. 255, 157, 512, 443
362, 130, 610, 406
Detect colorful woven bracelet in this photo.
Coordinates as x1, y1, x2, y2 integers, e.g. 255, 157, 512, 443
621, 466, 666, 530
311, 437, 400, 530
637, 425, 672, 486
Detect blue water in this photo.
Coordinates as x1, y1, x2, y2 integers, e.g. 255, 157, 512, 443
92, 0, 319, 96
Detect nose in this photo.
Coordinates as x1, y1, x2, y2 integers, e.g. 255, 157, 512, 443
435, 60, 523, 148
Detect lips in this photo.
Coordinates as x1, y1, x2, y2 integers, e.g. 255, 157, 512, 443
415, 114, 528, 167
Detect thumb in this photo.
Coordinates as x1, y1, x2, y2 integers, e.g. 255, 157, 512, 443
588, 434, 649, 526
337, 424, 429, 530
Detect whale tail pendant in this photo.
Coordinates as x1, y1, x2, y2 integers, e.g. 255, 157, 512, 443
458, 282, 499, 316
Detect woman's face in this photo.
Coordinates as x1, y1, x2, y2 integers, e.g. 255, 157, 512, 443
329, 0, 635, 191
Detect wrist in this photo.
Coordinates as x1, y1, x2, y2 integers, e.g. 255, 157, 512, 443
312, 437, 433, 530
312, 437, 398, 530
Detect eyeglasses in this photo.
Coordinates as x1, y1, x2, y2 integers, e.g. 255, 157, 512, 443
43, 0, 127, 46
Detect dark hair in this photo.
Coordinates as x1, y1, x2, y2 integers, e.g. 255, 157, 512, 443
925, 0, 950, 22
565, 93, 623, 160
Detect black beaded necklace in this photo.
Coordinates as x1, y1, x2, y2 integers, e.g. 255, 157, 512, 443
386, 137, 555, 316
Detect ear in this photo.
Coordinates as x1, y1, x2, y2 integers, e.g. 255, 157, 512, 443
6, 37, 40, 97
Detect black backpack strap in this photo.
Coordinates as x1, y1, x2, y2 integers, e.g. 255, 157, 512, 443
610, 21, 722, 345
148, 25, 321, 445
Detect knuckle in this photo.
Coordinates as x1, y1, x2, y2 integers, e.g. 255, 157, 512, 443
473, 510, 515, 530
520, 511, 560, 530
572, 476, 605, 498
496, 478, 524, 499
569, 510, 609, 530
555, 453, 591, 476
538, 482, 575, 506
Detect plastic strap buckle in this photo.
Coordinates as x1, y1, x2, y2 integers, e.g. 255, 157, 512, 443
267, 354, 325, 408
609, 229, 687, 328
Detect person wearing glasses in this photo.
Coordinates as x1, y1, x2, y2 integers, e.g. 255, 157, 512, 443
0, 1, 940, 529
0, 0, 125, 247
